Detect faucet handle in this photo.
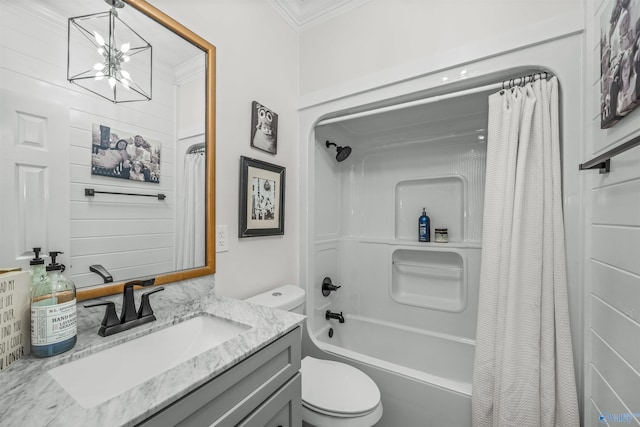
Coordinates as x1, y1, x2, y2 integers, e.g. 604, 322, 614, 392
322, 277, 342, 297
84, 301, 120, 336
137, 286, 164, 319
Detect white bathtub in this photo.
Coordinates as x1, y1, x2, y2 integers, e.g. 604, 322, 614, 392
314, 314, 474, 397
305, 313, 475, 426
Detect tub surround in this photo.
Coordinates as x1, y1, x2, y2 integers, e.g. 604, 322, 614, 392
0, 277, 304, 426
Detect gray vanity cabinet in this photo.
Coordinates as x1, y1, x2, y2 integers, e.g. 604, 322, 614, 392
139, 327, 302, 427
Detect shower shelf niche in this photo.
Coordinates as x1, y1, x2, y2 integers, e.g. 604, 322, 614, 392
394, 175, 466, 242
390, 248, 467, 312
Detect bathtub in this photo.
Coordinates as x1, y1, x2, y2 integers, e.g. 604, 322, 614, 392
314, 314, 474, 397
304, 313, 475, 426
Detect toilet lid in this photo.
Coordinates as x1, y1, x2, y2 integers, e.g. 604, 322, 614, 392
300, 357, 381, 416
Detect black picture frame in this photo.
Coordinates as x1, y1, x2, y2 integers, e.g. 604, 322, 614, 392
250, 101, 278, 154
239, 156, 285, 237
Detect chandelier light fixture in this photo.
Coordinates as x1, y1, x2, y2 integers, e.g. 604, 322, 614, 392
67, 0, 152, 103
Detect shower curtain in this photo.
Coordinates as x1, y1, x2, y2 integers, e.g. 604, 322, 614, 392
472, 77, 579, 427
176, 151, 206, 270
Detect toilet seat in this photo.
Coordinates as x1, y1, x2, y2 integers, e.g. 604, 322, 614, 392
301, 402, 383, 427
300, 357, 381, 417
302, 400, 379, 418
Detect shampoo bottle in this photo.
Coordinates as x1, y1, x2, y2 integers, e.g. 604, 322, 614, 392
31, 251, 77, 358
419, 208, 430, 242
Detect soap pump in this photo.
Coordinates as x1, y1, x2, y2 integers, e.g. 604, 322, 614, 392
30, 251, 77, 358
28, 247, 49, 292
419, 208, 430, 242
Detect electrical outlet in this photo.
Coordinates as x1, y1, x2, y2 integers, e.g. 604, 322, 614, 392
216, 225, 229, 252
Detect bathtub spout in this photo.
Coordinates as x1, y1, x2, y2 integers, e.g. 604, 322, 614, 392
326, 310, 345, 323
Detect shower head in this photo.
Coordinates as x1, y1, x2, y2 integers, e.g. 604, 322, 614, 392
325, 140, 352, 162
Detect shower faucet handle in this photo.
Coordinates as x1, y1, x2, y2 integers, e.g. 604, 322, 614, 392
322, 277, 342, 297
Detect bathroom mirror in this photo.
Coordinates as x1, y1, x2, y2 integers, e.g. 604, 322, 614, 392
0, 0, 216, 300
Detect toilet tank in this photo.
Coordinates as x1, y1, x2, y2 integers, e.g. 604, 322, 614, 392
245, 285, 305, 314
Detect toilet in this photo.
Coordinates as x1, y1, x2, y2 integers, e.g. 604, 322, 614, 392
246, 285, 383, 427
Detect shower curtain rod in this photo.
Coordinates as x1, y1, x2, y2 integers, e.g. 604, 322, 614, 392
316, 72, 553, 127
187, 142, 205, 154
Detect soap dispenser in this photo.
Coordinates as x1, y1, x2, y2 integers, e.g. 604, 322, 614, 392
30, 251, 77, 358
419, 207, 430, 242
28, 247, 49, 292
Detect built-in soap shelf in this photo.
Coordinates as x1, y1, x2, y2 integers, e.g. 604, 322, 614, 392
392, 262, 462, 276
390, 248, 467, 313
352, 237, 481, 249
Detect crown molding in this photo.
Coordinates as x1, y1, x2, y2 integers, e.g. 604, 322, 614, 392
270, 0, 372, 31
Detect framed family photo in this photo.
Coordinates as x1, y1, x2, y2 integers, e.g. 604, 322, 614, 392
250, 101, 278, 154
600, 0, 640, 128
239, 156, 285, 238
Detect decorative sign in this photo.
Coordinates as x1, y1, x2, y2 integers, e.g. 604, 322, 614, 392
0, 271, 30, 372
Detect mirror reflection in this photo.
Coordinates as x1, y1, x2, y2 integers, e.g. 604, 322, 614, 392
0, 0, 211, 290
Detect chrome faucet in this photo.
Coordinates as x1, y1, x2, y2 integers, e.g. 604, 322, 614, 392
84, 278, 163, 337
325, 310, 345, 323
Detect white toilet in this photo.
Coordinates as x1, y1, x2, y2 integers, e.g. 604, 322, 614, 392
246, 285, 383, 427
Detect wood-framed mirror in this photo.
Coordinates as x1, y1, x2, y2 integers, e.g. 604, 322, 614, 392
0, 0, 215, 301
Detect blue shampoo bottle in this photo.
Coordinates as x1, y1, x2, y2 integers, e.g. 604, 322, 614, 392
419, 207, 430, 242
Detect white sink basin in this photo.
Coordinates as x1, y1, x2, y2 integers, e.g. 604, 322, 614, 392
48, 315, 250, 408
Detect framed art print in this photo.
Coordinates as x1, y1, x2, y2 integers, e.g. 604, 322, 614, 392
250, 101, 278, 154
91, 124, 161, 183
239, 156, 285, 237
600, 0, 640, 128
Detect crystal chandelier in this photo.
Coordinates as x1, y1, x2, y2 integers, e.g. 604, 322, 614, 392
67, 0, 152, 103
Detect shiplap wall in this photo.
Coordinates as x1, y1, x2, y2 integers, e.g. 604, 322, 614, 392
0, 2, 178, 287
586, 1, 640, 425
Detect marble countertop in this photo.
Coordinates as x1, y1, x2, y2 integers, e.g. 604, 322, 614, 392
0, 277, 305, 427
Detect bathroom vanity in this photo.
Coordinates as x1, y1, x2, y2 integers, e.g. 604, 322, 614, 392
140, 328, 302, 426
0, 278, 304, 426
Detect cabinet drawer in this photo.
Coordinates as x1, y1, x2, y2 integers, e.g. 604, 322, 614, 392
238, 373, 301, 427
139, 327, 301, 427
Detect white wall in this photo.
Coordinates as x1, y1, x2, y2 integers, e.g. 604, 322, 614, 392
299, 0, 584, 103
147, 0, 300, 299
584, 1, 640, 425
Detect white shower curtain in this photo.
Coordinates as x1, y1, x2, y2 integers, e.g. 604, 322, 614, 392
472, 77, 579, 427
176, 152, 206, 270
